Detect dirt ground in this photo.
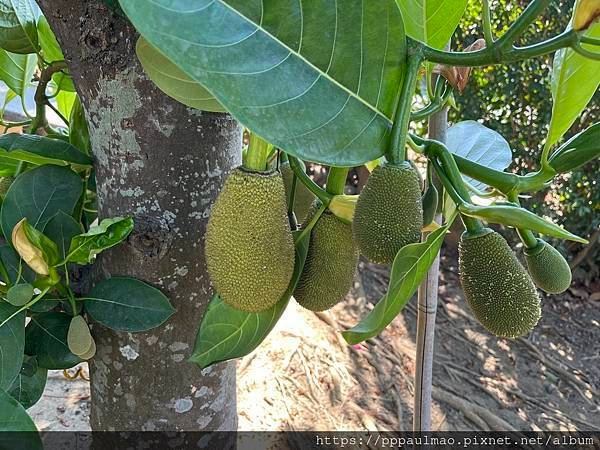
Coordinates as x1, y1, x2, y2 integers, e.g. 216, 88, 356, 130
29, 252, 600, 432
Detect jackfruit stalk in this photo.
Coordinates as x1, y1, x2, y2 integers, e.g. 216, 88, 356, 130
281, 162, 315, 224
459, 229, 541, 338
523, 239, 572, 294
293, 209, 359, 311
205, 168, 295, 313
353, 162, 423, 264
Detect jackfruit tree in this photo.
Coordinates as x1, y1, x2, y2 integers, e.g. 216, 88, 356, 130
0, 0, 598, 438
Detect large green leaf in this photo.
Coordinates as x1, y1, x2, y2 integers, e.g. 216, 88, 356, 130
66, 217, 133, 265
396, 0, 468, 49
549, 122, 600, 173
7, 355, 47, 409
547, 22, 600, 148
0, 49, 35, 96
0, 0, 39, 54
43, 211, 83, 260
189, 228, 310, 369
342, 219, 453, 344
0, 302, 25, 391
37, 15, 75, 92
446, 120, 512, 191
24, 311, 82, 369
1, 165, 83, 242
136, 37, 225, 113
84, 277, 175, 332
0, 133, 93, 166
0, 388, 41, 443
120, 0, 406, 166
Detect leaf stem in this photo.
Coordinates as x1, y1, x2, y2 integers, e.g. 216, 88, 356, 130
482, 0, 495, 46
294, 203, 326, 246
0, 286, 50, 328
326, 167, 348, 195
288, 156, 332, 206
496, 0, 551, 48
388, 52, 422, 164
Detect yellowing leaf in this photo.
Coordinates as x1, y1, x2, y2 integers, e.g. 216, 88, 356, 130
12, 218, 49, 275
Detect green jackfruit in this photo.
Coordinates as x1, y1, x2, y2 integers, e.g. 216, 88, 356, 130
353, 162, 423, 264
0, 177, 14, 196
459, 229, 541, 338
205, 168, 295, 313
524, 239, 572, 294
281, 162, 315, 224
293, 210, 359, 311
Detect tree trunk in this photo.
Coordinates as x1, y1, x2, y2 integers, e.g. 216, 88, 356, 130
37, 1, 240, 433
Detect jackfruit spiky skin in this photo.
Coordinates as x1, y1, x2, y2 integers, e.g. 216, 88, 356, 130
0, 177, 14, 196
205, 168, 295, 313
280, 162, 315, 224
353, 162, 423, 264
459, 229, 541, 338
524, 239, 572, 294
293, 210, 359, 311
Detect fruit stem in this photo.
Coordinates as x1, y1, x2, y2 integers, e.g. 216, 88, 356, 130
288, 156, 333, 206
326, 167, 348, 195
387, 52, 423, 164
244, 133, 272, 171
508, 192, 539, 249
294, 203, 327, 245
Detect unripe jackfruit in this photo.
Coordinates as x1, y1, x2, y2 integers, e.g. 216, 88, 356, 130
205, 168, 295, 313
459, 229, 541, 338
353, 162, 423, 264
281, 162, 315, 224
293, 210, 359, 311
524, 239, 572, 294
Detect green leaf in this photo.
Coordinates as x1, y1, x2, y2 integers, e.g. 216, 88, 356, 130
446, 120, 512, 191
0, 244, 35, 284
43, 211, 83, 260
1, 164, 83, 242
136, 37, 225, 113
6, 283, 33, 306
548, 122, 600, 173
396, 0, 468, 49
21, 218, 60, 266
84, 277, 174, 332
37, 15, 75, 92
66, 217, 133, 265
459, 203, 588, 243
189, 228, 310, 369
7, 355, 47, 409
67, 315, 93, 357
0, 0, 39, 54
0, 388, 41, 442
0, 302, 25, 391
0, 49, 35, 96
24, 311, 82, 369
0, 133, 93, 166
54, 90, 76, 117
342, 219, 453, 344
120, 0, 406, 166
68, 96, 91, 155
547, 22, 600, 148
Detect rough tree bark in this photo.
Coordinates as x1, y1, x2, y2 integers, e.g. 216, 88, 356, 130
38, 1, 240, 433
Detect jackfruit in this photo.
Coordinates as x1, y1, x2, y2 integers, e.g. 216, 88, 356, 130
459, 229, 541, 338
280, 162, 315, 224
353, 162, 423, 264
523, 239, 572, 294
293, 209, 359, 311
0, 177, 14, 196
205, 168, 295, 313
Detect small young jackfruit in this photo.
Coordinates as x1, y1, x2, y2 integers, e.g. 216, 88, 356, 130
353, 162, 423, 264
459, 229, 541, 338
280, 162, 315, 224
293, 210, 359, 311
523, 239, 572, 294
205, 168, 295, 313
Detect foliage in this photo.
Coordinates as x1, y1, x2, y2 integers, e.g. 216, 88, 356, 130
0, 2, 175, 430
452, 0, 600, 246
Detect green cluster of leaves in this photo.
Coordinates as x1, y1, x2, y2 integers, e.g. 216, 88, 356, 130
452, 0, 600, 248
0, 1, 177, 432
